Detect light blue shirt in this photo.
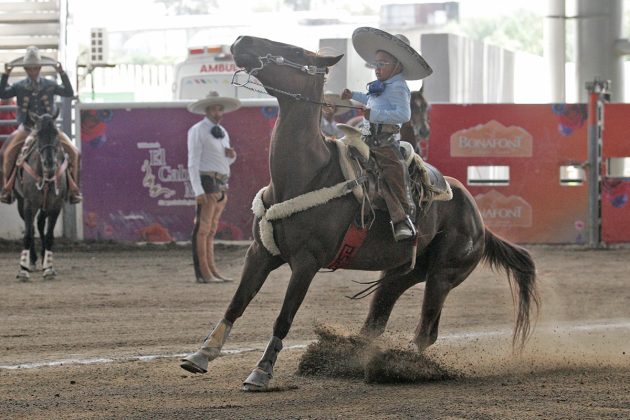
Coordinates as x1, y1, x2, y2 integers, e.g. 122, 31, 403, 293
351, 73, 411, 126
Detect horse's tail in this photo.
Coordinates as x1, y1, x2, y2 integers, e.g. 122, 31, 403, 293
482, 228, 540, 352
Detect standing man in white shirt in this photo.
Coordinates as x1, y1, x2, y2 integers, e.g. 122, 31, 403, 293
187, 91, 241, 283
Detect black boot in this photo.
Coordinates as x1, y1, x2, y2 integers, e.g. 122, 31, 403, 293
68, 189, 82, 204
0, 188, 14, 204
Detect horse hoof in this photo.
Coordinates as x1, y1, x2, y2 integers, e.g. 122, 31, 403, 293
43, 268, 57, 280
16, 270, 30, 282
180, 360, 207, 374
180, 351, 209, 374
242, 367, 271, 392
242, 382, 266, 392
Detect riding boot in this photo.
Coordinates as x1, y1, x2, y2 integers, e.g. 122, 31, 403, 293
207, 235, 232, 282
0, 187, 13, 204
0, 169, 16, 204
58, 133, 82, 204
67, 172, 82, 204
371, 141, 417, 241
192, 201, 221, 283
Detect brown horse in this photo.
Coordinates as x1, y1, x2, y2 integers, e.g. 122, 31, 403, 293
400, 86, 430, 158
180, 36, 539, 391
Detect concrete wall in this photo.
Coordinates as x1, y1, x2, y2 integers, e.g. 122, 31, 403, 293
319, 38, 373, 95
421, 33, 515, 103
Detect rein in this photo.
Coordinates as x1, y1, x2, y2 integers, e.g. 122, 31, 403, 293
231, 53, 364, 111
20, 143, 67, 193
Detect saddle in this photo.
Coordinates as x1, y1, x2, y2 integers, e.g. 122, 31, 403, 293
333, 124, 452, 218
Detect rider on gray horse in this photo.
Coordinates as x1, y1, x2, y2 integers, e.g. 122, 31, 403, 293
0, 46, 81, 204
341, 28, 432, 241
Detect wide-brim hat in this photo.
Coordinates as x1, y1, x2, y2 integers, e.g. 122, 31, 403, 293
352, 27, 433, 80
9, 46, 56, 68
323, 92, 361, 116
187, 91, 241, 115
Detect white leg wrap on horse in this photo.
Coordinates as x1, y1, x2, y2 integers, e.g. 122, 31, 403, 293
202, 318, 232, 354
180, 319, 232, 374
243, 336, 283, 390
43, 250, 53, 270
19, 250, 30, 271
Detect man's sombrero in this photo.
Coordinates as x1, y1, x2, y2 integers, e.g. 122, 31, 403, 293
352, 27, 432, 81
323, 92, 361, 116
8, 46, 57, 68
187, 91, 241, 115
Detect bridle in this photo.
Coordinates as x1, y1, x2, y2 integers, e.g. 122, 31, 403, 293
20, 139, 66, 193
231, 53, 363, 111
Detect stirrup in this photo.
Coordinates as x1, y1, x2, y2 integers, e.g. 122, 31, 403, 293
392, 216, 416, 242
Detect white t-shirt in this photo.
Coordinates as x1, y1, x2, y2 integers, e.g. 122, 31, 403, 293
187, 117, 236, 197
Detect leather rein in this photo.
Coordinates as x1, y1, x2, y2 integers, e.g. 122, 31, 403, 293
20, 143, 67, 194
231, 53, 363, 111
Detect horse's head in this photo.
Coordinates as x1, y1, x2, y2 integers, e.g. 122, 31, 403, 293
410, 87, 430, 139
231, 36, 343, 100
29, 110, 62, 180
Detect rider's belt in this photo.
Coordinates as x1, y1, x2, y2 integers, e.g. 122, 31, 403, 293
362, 133, 396, 148
200, 171, 229, 183
369, 123, 400, 135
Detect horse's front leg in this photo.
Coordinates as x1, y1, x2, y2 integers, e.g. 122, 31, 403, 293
17, 206, 36, 281
42, 209, 60, 279
242, 251, 319, 391
180, 241, 284, 374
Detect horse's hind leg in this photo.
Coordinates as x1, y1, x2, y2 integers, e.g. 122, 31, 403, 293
180, 241, 284, 374
42, 209, 60, 279
413, 258, 479, 352
360, 264, 426, 338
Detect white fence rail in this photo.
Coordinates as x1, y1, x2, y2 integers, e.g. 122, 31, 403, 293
80, 64, 174, 101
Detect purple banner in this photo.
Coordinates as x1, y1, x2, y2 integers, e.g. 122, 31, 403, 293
80, 105, 278, 242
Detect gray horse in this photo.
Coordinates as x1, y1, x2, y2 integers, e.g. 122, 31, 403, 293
14, 111, 67, 280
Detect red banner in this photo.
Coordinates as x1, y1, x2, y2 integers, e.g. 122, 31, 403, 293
427, 104, 589, 244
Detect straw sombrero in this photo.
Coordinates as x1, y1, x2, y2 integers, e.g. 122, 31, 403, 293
323, 92, 360, 116
352, 27, 432, 81
9, 46, 57, 68
187, 91, 241, 115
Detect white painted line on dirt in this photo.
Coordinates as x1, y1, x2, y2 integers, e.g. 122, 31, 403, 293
1, 319, 628, 371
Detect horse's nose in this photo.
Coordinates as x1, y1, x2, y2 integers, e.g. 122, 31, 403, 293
231, 36, 253, 54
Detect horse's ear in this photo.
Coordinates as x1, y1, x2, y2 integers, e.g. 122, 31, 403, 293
52, 107, 60, 120
28, 111, 40, 125
420, 84, 424, 95
316, 54, 343, 68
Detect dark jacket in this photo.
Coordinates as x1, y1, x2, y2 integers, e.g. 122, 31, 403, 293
0, 72, 74, 125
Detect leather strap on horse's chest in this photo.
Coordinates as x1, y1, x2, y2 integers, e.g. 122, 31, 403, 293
252, 178, 367, 256
325, 222, 369, 270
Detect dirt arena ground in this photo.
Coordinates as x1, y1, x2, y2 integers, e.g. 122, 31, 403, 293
0, 241, 628, 419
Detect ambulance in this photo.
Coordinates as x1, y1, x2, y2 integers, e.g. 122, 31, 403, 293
172, 45, 267, 100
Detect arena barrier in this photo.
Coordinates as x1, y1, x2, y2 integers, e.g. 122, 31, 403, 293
74, 101, 629, 245
77, 100, 279, 243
